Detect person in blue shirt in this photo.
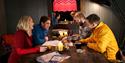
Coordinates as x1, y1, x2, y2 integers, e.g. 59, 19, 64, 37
32, 16, 51, 46
51, 12, 60, 27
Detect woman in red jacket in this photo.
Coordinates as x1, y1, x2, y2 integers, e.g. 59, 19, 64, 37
8, 16, 47, 63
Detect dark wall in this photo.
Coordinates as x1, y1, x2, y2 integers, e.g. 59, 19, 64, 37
0, 0, 6, 35
112, 0, 125, 46
5, 0, 48, 33
117, 0, 125, 12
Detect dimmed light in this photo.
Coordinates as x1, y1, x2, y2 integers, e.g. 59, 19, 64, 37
53, 0, 77, 12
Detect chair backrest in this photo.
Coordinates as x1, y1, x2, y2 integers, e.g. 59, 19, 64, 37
1, 34, 14, 46
0, 34, 14, 63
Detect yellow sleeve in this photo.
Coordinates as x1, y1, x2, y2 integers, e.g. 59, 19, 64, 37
87, 43, 100, 51
87, 27, 111, 53
79, 36, 97, 43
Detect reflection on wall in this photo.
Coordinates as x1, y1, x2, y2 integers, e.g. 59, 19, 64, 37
0, 0, 6, 35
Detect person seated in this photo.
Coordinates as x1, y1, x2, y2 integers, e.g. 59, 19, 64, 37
8, 16, 47, 63
68, 11, 86, 35
32, 16, 51, 46
79, 14, 119, 62
51, 12, 60, 27
80, 20, 92, 38
69, 11, 91, 38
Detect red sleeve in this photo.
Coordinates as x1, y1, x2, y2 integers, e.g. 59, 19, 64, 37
14, 30, 40, 55
16, 47, 39, 55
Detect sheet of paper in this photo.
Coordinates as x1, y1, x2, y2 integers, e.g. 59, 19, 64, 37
51, 55, 63, 61
36, 52, 71, 63
42, 40, 61, 46
50, 55, 71, 62
36, 52, 60, 63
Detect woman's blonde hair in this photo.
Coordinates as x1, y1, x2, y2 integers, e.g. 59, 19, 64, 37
74, 11, 85, 19
16, 16, 33, 32
70, 11, 76, 17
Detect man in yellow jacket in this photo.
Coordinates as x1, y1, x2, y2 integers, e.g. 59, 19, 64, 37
79, 14, 119, 61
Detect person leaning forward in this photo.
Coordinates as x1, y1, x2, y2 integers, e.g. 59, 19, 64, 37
79, 14, 119, 62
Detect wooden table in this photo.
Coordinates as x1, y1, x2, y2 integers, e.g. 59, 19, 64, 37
19, 46, 109, 63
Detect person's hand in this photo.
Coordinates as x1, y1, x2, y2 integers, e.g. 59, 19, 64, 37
62, 36, 67, 41
40, 46, 47, 52
61, 36, 68, 43
79, 39, 85, 43
45, 36, 48, 41
75, 40, 81, 43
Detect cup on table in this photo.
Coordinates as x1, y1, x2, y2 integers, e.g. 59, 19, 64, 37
74, 42, 84, 54
74, 42, 82, 49
47, 45, 52, 50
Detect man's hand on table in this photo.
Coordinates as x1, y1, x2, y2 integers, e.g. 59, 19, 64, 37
79, 39, 86, 43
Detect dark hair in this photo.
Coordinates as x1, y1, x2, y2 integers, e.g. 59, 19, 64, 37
86, 14, 100, 23
39, 16, 50, 24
